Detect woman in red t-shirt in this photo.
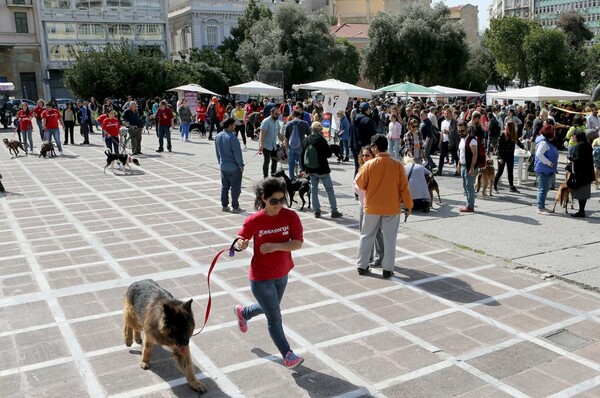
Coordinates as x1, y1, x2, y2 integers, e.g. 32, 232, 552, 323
233, 177, 305, 369
33, 100, 45, 140
17, 103, 34, 153
102, 110, 121, 154
195, 101, 207, 137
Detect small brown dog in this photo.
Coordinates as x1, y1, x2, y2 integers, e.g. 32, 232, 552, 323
425, 174, 441, 209
552, 172, 574, 213
475, 159, 495, 197
38, 141, 57, 158
3, 138, 27, 157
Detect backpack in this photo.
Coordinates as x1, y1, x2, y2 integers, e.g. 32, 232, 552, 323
467, 135, 486, 169
304, 142, 319, 169
288, 122, 301, 149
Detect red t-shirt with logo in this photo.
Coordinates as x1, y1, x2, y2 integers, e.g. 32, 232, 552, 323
33, 105, 44, 120
41, 108, 61, 129
17, 109, 33, 130
237, 208, 303, 281
102, 117, 121, 137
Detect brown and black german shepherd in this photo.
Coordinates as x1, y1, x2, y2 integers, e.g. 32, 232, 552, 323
123, 279, 207, 394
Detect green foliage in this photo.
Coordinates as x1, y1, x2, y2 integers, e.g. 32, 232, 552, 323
189, 47, 248, 86
557, 12, 594, 49
63, 40, 227, 99
361, 4, 468, 88
484, 16, 533, 87
583, 43, 600, 93
462, 42, 497, 92
330, 38, 361, 84
524, 27, 567, 88
237, 4, 344, 89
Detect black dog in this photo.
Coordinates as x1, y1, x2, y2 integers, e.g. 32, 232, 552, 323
189, 122, 206, 138
274, 170, 311, 210
104, 149, 140, 174
0, 172, 5, 192
329, 144, 343, 163
3, 138, 26, 157
38, 141, 56, 158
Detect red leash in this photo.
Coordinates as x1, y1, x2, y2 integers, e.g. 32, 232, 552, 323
192, 238, 242, 336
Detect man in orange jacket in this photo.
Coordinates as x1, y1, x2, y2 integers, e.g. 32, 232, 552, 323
355, 134, 413, 279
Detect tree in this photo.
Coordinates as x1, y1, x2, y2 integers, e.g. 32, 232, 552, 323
237, 4, 344, 89
524, 27, 568, 88
484, 16, 533, 87
329, 38, 361, 84
462, 42, 497, 92
361, 4, 468, 88
557, 12, 594, 49
63, 40, 228, 99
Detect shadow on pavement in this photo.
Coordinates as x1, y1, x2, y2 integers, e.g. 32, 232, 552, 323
394, 268, 500, 306
250, 348, 366, 398
129, 345, 228, 397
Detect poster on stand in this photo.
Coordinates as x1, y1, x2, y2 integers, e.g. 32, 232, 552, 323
184, 91, 198, 117
321, 112, 332, 140
322, 92, 349, 136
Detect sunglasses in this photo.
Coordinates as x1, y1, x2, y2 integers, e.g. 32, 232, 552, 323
268, 196, 286, 205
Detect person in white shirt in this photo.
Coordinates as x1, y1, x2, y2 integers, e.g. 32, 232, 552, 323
437, 109, 453, 175
387, 114, 402, 159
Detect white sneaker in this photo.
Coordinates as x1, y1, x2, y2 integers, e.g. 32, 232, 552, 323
537, 208, 550, 215
57, 151, 62, 157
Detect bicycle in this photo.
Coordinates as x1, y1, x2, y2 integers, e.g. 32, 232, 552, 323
118, 126, 132, 154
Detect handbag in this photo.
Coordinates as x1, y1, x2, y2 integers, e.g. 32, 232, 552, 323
567, 173, 581, 189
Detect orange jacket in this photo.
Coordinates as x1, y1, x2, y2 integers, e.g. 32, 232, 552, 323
355, 152, 413, 215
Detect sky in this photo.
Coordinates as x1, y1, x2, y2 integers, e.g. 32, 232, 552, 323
434, 0, 493, 31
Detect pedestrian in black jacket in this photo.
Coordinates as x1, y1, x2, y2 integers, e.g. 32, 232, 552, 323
570, 132, 596, 217
300, 122, 342, 219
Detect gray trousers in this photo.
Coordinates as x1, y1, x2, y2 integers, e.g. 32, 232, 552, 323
357, 213, 400, 272
358, 206, 384, 264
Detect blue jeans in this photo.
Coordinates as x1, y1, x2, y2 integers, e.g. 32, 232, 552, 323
287, 147, 302, 179
220, 168, 242, 209
340, 140, 350, 159
536, 172, 554, 209
242, 276, 291, 357
180, 122, 190, 140
310, 173, 338, 213
461, 166, 477, 209
389, 139, 400, 159
158, 125, 171, 151
105, 135, 119, 153
44, 128, 62, 152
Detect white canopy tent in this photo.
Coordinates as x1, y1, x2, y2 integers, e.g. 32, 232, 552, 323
0, 82, 15, 91
292, 79, 380, 98
429, 85, 480, 97
167, 83, 219, 97
489, 85, 589, 101
229, 81, 283, 97
293, 79, 380, 137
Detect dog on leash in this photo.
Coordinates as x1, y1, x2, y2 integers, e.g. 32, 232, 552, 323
3, 138, 27, 157
425, 174, 441, 209
475, 159, 495, 197
38, 141, 57, 158
274, 170, 311, 210
329, 144, 343, 163
104, 149, 140, 174
552, 171, 574, 213
123, 279, 207, 394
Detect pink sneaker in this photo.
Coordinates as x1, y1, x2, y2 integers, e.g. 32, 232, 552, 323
234, 305, 247, 333
284, 351, 304, 369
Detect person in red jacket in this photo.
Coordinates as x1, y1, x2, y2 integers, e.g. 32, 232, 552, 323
155, 100, 174, 152
101, 110, 121, 154
195, 101, 207, 137
33, 100, 45, 140
41, 103, 65, 155
17, 103, 34, 153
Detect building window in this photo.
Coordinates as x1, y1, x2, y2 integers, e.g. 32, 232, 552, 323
75, 0, 103, 9
137, 0, 161, 9
43, 0, 70, 8
14, 12, 28, 34
107, 0, 133, 8
108, 24, 135, 39
136, 24, 164, 40
77, 23, 105, 40
206, 26, 218, 48
46, 22, 77, 40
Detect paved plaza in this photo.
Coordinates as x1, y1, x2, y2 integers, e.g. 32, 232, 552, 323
1, 127, 600, 397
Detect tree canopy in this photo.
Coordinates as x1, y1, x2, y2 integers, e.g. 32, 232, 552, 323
361, 4, 468, 88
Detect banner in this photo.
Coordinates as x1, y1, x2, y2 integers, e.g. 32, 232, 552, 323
322, 92, 349, 136
184, 91, 198, 117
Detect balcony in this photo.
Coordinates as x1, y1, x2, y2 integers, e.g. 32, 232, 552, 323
6, 0, 33, 6
0, 31, 38, 47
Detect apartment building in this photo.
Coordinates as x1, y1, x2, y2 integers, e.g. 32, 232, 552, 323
0, 0, 42, 101
38, 0, 169, 98
488, 0, 599, 43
